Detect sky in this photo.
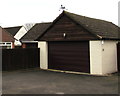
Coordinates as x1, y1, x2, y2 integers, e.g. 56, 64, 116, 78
0, 0, 119, 27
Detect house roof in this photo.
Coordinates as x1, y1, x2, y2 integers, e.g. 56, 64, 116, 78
37, 11, 120, 40
21, 22, 51, 41
4, 26, 22, 36
0, 27, 15, 42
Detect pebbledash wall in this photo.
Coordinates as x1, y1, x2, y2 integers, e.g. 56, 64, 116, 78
38, 41, 118, 75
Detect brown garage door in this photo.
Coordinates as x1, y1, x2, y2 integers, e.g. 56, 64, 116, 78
117, 42, 120, 72
48, 41, 90, 73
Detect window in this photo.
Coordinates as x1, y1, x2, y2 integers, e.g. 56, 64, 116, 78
0, 42, 12, 49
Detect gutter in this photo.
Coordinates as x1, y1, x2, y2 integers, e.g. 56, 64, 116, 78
21, 41, 38, 43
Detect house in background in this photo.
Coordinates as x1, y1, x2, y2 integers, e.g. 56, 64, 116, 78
4, 24, 35, 47
20, 22, 51, 48
0, 26, 15, 49
4, 26, 22, 46
36, 11, 120, 75
4, 26, 22, 37
14, 23, 35, 41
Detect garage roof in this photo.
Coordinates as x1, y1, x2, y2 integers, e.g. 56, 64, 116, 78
64, 11, 120, 40
37, 11, 120, 40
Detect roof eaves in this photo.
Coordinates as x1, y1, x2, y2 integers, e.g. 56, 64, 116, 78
102, 37, 120, 40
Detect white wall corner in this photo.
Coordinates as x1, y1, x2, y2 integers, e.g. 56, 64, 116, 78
89, 41, 103, 75
38, 41, 48, 69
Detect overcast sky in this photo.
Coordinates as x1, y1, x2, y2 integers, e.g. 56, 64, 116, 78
0, 0, 119, 27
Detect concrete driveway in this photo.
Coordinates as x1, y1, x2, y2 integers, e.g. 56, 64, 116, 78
2, 68, 119, 94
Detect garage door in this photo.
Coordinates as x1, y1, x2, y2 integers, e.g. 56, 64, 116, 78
48, 41, 90, 73
117, 42, 120, 72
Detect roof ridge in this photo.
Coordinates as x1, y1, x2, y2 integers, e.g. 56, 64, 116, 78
36, 22, 52, 25
4, 26, 22, 29
64, 11, 113, 24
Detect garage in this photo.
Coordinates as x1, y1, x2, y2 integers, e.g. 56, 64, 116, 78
37, 11, 120, 75
48, 41, 90, 73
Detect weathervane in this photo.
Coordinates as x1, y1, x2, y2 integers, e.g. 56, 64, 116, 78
59, 5, 67, 11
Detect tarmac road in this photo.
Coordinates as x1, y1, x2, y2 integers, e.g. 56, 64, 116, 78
2, 68, 119, 94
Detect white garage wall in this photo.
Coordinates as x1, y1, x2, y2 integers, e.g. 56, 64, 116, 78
102, 41, 118, 74
90, 40, 118, 75
90, 41, 103, 75
38, 42, 48, 69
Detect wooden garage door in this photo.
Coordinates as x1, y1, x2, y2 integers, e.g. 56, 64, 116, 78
48, 41, 90, 73
117, 42, 120, 72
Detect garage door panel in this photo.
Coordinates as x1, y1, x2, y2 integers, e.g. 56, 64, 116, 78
49, 52, 89, 59
53, 64, 89, 70
50, 47, 88, 51
50, 61, 89, 67
49, 63, 89, 73
52, 65, 89, 73
48, 61, 90, 68
50, 52, 89, 56
50, 59, 89, 64
48, 41, 90, 73
50, 53, 89, 63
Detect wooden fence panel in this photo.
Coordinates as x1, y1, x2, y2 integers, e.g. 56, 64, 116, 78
2, 48, 40, 71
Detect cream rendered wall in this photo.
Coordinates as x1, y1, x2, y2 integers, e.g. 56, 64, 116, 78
38, 42, 48, 69
90, 41, 103, 75
102, 41, 118, 74
90, 40, 118, 75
